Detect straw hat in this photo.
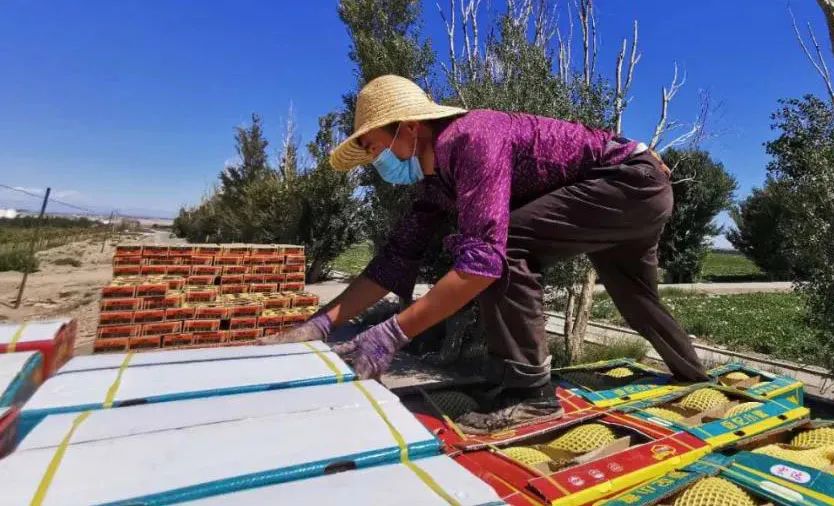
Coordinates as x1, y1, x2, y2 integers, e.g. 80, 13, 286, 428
330, 75, 467, 171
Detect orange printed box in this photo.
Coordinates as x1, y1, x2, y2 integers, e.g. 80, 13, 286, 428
188, 255, 215, 266
183, 319, 221, 332
97, 325, 139, 339
129, 335, 161, 350
262, 273, 286, 284
229, 317, 258, 330
282, 310, 306, 324
132, 309, 166, 324
285, 255, 305, 266
99, 311, 134, 326
142, 295, 182, 310
165, 307, 196, 321
285, 272, 305, 282
243, 274, 266, 284
140, 265, 167, 276
192, 331, 227, 345
113, 266, 141, 277
94, 338, 128, 353
101, 285, 136, 299
219, 284, 247, 295
187, 275, 216, 286
141, 245, 169, 257
162, 333, 192, 347
146, 257, 176, 266
291, 293, 319, 308
227, 303, 262, 318
220, 274, 244, 285
195, 245, 222, 255
281, 282, 304, 292
135, 283, 169, 298
184, 288, 217, 303
165, 265, 191, 276
281, 245, 304, 255
163, 277, 186, 291
229, 328, 262, 342
115, 244, 143, 256
243, 256, 274, 265
113, 255, 142, 266
251, 265, 277, 275
281, 264, 304, 274
222, 245, 251, 255
101, 298, 142, 312
215, 256, 243, 266
168, 245, 195, 257
257, 314, 284, 328
262, 294, 291, 309
222, 265, 247, 275
195, 305, 229, 320
251, 245, 282, 256
250, 283, 278, 294
142, 321, 182, 336
192, 265, 222, 276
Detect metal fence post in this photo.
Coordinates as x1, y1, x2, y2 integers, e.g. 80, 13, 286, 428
14, 187, 50, 309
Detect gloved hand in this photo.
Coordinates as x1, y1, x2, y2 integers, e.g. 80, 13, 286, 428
331, 316, 410, 379
258, 313, 332, 345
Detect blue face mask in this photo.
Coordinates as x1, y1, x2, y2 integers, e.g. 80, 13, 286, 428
372, 125, 424, 185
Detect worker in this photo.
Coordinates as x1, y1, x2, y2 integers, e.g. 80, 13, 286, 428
260, 74, 709, 434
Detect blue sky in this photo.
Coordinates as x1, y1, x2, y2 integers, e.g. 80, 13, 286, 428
0, 1, 831, 224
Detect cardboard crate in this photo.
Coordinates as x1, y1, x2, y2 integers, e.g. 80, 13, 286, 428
97, 325, 139, 339
215, 256, 243, 266
192, 331, 228, 345
0, 352, 44, 408
162, 333, 193, 348
145, 257, 177, 266
291, 292, 319, 308
280, 245, 304, 255
101, 285, 136, 299
219, 284, 248, 295
101, 298, 142, 312
281, 309, 307, 324
99, 311, 134, 326
142, 321, 183, 337
244, 256, 276, 266
165, 306, 197, 321
262, 293, 292, 309
285, 254, 305, 266
285, 272, 305, 282
129, 336, 161, 351
251, 265, 278, 275
165, 265, 191, 277
162, 277, 186, 291
228, 328, 262, 342
186, 274, 216, 286
192, 265, 222, 276
114, 244, 142, 256
93, 338, 128, 353
222, 265, 247, 275
142, 295, 183, 310
709, 362, 805, 406
113, 255, 142, 266
281, 264, 304, 274
552, 358, 680, 408
229, 317, 258, 330
195, 244, 222, 255
113, 266, 141, 277
183, 319, 221, 332
263, 273, 286, 284
618, 384, 810, 450
134, 283, 169, 298
258, 311, 284, 328
184, 288, 217, 303
243, 274, 266, 284
219, 274, 244, 285
281, 282, 304, 292
194, 305, 230, 320
188, 255, 215, 266
141, 245, 169, 258
222, 244, 251, 255
168, 245, 195, 257
227, 303, 262, 318
140, 265, 167, 276
250, 283, 278, 294
132, 310, 166, 324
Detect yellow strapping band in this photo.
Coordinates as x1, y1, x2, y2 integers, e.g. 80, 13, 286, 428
30, 411, 92, 506
353, 381, 461, 506
304, 342, 343, 383
7, 322, 28, 353
103, 352, 134, 408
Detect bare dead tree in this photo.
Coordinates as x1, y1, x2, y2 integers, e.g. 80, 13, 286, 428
437, 0, 469, 106
555, 1, 575, 82
649, 62, 686, 150
816, 0, 834, 56
614, 20, 641, 134
790, 7, 834, 103
459, 0, 483, 79
576, 0, 596, 87
533, 0, 557, 49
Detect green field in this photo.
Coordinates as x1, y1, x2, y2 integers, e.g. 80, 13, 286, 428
592, 289, 820, 366
331, 242, 373, 278
700, 250, 766, 282
0, 217, 110, 272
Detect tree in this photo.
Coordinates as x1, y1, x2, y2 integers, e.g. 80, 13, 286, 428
657, 149, 737, 283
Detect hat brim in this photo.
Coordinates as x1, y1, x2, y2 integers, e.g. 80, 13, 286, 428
329, 105, 467, 171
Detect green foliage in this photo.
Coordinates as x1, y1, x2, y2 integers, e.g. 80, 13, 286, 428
332, 242, 374, 278
579, 339, 649, 364
658, 149, 737, 283
53, 257, 82, 267
0, 250, 38, 273
700, 251, 764, 282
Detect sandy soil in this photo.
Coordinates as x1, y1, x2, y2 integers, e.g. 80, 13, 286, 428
0, 230, 179, 354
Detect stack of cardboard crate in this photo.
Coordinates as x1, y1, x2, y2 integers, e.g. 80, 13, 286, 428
94, 244, 320, 352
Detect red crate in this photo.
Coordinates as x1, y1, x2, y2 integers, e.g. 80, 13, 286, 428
243, 274, 266, 284
251, 265, 277, 275
249, 283, 278, 294
281, 264, 305, 274
229, 328, 262, 342
162, 333, 193, 347
262, 294, 291, 309
142, 295, 182, 310
219, 275, 244, 285
165, 307, 196, 321
282, 310, 306, 324
168, 245, 195, 257
281, 282, 304, 292
129, 335, 161, 351
184, 288, 217, 303
191, 265, 221, 276
188, 255, 215, 266
291, 293, 319, 308
140, 265, 167, 276
97, 325, 139, 339
227, 303, 262, 318
99, 311, 134, 326
262, 273, 286, 284
195, 245, 222, 255
94, 338, 128, 353
285, 272, 305, 282
183, 319, 221, 332
221, 265, 246, 275
223, 245, 251, 255
165, 265, 191, 276
251, 245, 282, 256
145, 257, 176, 266
193, 331, 227, 345
187, 275, 216, 286
214, 256, 243, 266
113, 255, 142, 266
101, 298, 142, 312
101, 285, 136, 299
257, 313, 284, 328
285, 255, 305, 266
133, 309, 166, 324
243, 256, 275, 266
164, 278, 186, 291
115, 244, 143, 256
229, 317, 258, 330
219, 284, 247, 295
135, 283, 169, 298
142, 321, 183, 336
195, 305, 229, 320
141, 245, 169, 258
282, 245, 304, 256
113, 266, 141, 277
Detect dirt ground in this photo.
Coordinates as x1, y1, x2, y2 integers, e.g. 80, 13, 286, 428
0, 230, 178, 354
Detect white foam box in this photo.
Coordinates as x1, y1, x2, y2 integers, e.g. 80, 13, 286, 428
185, 455, 506, 506
20, 341, 353, 436
0, 351, 44, 407
2, 381, 442, 505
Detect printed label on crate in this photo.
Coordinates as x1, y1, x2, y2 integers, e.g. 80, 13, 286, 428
140, 265, 167, 276
94, 338, 128, 353
281, 264, 304, 273
187, 275, 216, 286
215, 256, 243, 266
243, 274, 266, 284
129, 336, 161, 350
250, 283, 278, 293
222, 265, 247, 275
97, 325, 139, 339
192, 330, 227, 344
184, 289, 217, 303
195, 245, 222, 254
227, 304, 262, 317
113, 256, 142, 266
194, 305, 229, 320
285, 272, 305, 282
135, 284, 168, 297
142, 296, 182, 310
99, 312, 134, 326
192, 265, 221, 276
220, 275, 244, 285
132, 310, 165, 324
219, 284, 247, 295
101, 298, 142, 311
285, 255, 305, 265
223, 245, 251, 255
263, 274, 286, 283
229, 328, 261, 341
162, 333, 193, 347
252, 265, 277, 274
183, 320, 221, 332
165, 265, 191, 276
142, 322, 183, 336
113, 266, 141, 276
188, 255, 215, 266
291, 293, 319, 307
258, 313, 284, 327
165, 307, 196, 321
101, 285, 136, 298
281, 282, 304, 292
229, 317, 257, 329
262, 295, 291, 309
168, 246, 195, 256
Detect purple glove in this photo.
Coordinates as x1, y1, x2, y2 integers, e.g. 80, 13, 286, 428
258, 313, 332, 345
331, 316, 410, 379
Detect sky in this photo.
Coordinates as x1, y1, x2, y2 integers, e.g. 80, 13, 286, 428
1, 1, 832, 228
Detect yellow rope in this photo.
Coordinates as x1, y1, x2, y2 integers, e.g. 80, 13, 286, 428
7, 322, 28, 353
102, 352, 134, 408
30, 411, 92, 506
304, 342, 344, 383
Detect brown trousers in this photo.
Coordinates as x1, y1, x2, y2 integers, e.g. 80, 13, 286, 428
477, 151, 709, 388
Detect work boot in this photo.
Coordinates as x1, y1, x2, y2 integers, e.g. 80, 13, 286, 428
455, 384, 564, 435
